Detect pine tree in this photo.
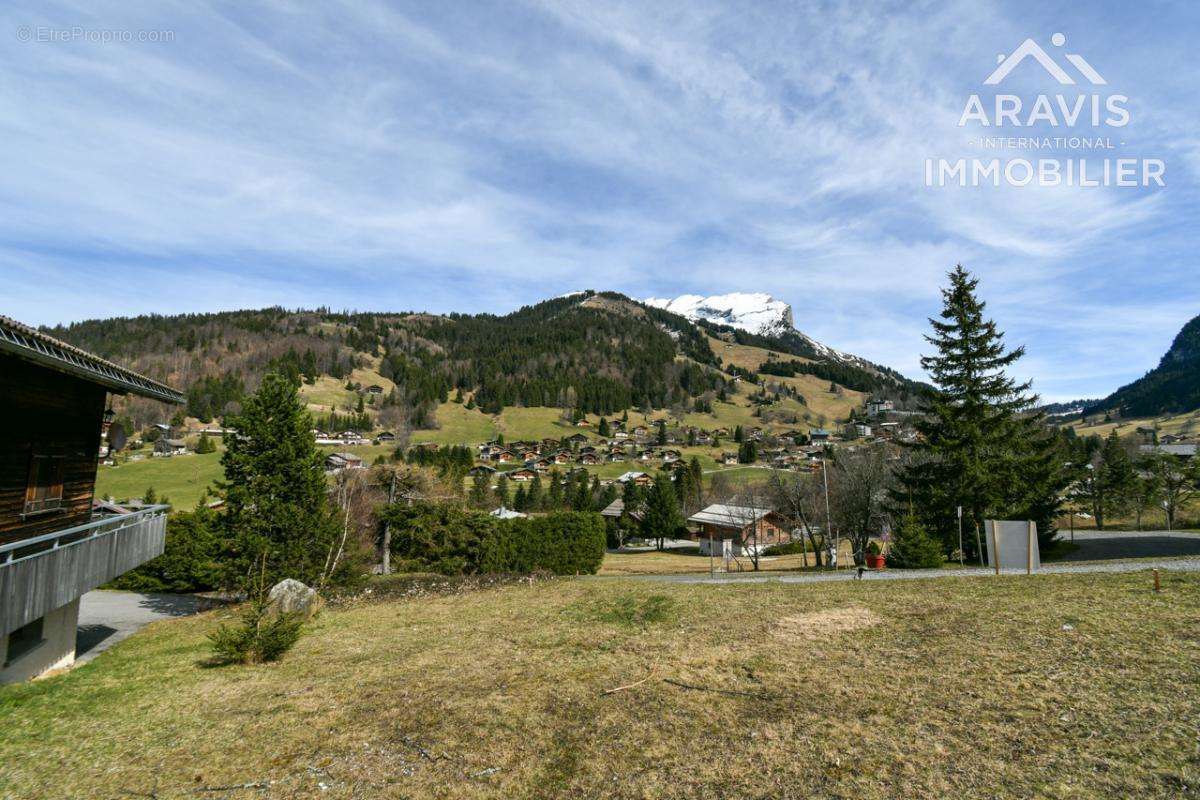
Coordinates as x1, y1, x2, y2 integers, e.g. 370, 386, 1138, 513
195, 432, 216, 454
598, 417, 611, 437
526, 474, 544, 511
886, 510, 943, 569
656, 420, 667, 446
893, 265, 1066, 557
468, 471, 490, 508
1092, 431, 1139, 529
734, 425, 744, 443
512, 483, 528, 512
494, 474, 510, 508
220, 372, 344, 591
547, 468, 565, 509
640, 474, 685, 550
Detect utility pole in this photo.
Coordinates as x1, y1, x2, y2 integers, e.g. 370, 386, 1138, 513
956, 505, 964, 567
822, 457, 834, 569
380, 468, 397, 575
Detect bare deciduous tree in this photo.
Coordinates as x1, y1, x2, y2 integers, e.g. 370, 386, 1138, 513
768, 471, 827, 567
827, 445, 892, 566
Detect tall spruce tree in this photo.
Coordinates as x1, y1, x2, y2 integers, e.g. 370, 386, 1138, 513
1091, 431, 1139, 529
640, 474, 685, 551
220, 372, 343, 592
893, 265, 1066, 557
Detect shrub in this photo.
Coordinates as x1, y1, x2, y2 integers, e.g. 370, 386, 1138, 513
208, 602, 304, 665
382, 503, 606, 576
108, 507, 224, 593
865, 540, 882, 556
887, 513, 943, 569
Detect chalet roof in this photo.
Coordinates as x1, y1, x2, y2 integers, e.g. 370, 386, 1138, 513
489, 506, 526, 519
0, 315, 183, 404
1140, 443, 1198, 457
688, 504, 774, 528
600, 498, 644, 521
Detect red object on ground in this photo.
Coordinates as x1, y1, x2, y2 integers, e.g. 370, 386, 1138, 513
865, 554, 886, 569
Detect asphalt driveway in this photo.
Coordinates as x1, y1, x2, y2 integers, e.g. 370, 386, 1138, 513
76, 590, 205, 665
1057, 530, 1200, 561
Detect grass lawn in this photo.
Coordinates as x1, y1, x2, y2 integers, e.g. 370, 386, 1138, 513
96, 451, 225, 509
299, 376, 358, 414
496, 407, 590, 442
1, 570, 1196, 798
599, 542, 854, 574
411, 403, 498, 446
95, 444, 398, 509
1069, 408, 1200, 440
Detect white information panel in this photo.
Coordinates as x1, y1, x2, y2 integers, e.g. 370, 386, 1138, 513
984, 520, 1040, 574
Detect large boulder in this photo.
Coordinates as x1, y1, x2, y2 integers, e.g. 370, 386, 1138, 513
265, 579, 323, 621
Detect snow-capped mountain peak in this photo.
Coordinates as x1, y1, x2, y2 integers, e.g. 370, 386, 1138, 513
642, 292, 794, 337
642, 291, 867, 366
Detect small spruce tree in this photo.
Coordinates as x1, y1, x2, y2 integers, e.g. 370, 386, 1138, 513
886, 511, 943, 569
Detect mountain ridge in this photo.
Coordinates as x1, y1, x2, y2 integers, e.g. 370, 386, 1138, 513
1084, 313, 1200, 418
42, 290, 922, 429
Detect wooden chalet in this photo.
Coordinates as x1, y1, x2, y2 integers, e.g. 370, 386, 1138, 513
324, 452, 364, 472
688, 504, 789, 557
0, 315, 183, 682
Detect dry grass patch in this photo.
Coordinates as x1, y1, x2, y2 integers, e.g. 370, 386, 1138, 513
1, 572, 1198, 799
771, 605, 882, 641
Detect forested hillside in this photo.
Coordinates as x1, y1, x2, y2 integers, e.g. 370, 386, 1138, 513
45, 291, 918, 429
1085, 313, 1200, 418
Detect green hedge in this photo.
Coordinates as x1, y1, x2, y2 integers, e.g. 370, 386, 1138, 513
382, 503, 606, 576
762, 540, 809, 556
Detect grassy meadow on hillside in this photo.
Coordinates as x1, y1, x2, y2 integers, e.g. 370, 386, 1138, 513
1068, 408, 1200, 440
95, 451, 226, 509
1, 571, 1195, 799
96, 443, 395, 509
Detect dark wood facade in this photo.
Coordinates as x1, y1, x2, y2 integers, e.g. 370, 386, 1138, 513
694, 513, 788, 547
0, 353, 106, 546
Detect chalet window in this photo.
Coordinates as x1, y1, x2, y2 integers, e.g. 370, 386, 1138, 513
23, 453, 65, 515
4, 617, 45, 666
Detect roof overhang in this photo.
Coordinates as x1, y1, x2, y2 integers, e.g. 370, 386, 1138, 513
0, 315, 184, 404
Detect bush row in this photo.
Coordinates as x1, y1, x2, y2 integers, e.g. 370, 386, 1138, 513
381, 503, 606, 576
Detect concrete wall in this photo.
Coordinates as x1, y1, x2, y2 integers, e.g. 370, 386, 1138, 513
0, 597, 80, 683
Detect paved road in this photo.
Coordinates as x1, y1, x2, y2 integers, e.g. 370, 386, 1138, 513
76, 590, 205, 665
1057, 530, 1200, 561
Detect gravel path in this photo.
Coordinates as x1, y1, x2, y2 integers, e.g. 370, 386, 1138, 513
621, 556, 1200, 585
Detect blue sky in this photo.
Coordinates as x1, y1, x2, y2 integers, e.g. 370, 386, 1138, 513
3, 1, 1198, 401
